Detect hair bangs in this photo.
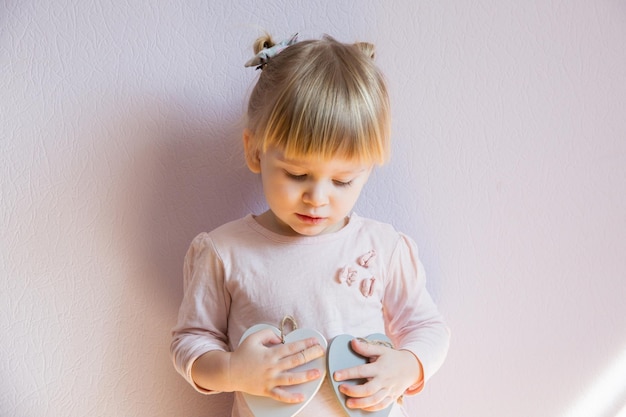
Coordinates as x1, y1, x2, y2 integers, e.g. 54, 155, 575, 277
261, 57, 389, 163
249, 36, 391, 165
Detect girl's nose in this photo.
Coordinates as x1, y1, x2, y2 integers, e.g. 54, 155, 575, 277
303, 182, 329, 207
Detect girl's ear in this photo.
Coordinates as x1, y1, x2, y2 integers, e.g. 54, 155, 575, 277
243, 129, 261, 173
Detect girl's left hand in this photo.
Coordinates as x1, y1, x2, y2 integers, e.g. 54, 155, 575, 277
333, 338, 422, 411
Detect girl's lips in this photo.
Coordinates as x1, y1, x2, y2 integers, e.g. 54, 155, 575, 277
296, 213, 326, 224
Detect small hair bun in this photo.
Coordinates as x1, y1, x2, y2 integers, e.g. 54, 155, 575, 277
253, 33, 276, 55
354, 42, 376, 59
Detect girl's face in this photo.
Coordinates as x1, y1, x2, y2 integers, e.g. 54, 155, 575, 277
254, 147, 373, 236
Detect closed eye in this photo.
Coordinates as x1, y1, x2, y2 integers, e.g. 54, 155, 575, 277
333, 179, 353, 187
284, 171, 307, 181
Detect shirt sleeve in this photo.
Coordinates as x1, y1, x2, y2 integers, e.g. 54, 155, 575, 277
170, 233, 231, 394
382, 233, 450, 395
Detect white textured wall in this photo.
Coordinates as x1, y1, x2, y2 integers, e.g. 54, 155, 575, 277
2, 1, 625, 416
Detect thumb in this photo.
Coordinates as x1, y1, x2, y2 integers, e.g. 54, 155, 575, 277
249, 327, 282, 347
351, 337, 389, 359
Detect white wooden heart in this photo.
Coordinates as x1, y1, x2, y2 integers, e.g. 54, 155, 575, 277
239, 323, 327, 417
327, 333, 394, 417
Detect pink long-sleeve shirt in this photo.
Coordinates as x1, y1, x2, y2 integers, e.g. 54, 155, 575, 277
171, 213, 449, 417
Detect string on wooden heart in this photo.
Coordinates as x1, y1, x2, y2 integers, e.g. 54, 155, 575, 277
280, 315, 298, 344
356, 337, 394, 349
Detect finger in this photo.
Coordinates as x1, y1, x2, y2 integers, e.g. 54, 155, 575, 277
338, 378, 378, 398
363, 399, 395, 412
350, 337, 388, 358
269, 386, 306, 404
300, 343, 326, 363
345, 389, 389, 410
280, 343, 326, 371
277, 337, 323, 360
249, 328, 282, 346
275, 367, 323, 387
333, 361, 373, 382
334, 338, 391, 382
284, 337, 323, 354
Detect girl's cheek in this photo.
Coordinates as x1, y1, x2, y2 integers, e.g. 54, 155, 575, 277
279, 182, 303, 199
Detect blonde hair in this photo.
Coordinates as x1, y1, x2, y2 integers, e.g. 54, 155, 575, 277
246, 34, 391, 165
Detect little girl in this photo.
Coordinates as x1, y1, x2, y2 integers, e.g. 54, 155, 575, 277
171, 33, 450, 417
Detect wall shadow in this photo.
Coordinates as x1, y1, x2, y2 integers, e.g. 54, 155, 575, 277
107, 96, 265, 416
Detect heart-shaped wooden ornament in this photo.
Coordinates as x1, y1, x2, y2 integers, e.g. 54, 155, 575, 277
327, 333, 394, 417
239, 323, 328, 417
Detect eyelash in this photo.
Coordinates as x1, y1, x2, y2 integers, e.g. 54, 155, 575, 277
284, 171, 352, 187
285, 172, 307, 181
333, 179, 353, 187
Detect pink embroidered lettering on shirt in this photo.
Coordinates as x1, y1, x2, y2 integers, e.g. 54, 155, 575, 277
358, 250, 376, 268
360, 277, 375, 297
337, 266, 358, 286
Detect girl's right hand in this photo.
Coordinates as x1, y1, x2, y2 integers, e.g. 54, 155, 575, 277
229, 328, 325, 403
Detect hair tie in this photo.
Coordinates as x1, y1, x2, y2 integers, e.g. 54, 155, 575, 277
244, 33, 298, 70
